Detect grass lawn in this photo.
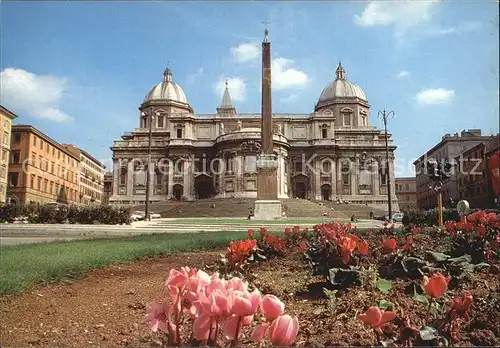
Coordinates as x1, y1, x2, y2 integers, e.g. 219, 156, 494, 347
0, 231, 246, 295
161, 217, 348, 225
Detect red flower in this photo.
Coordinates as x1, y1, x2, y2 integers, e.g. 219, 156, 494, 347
299, 241, 309, 252
476, 225, 487, 237
451, 291, 473, 317
357, 241, 369, 255
248, 229, 254, 238
422, 273, 450, 298
358, 306, 397, 333
403, 236, 414, 251
382, 238, 397, 252
340, 236, 357, 264
259, 227, 267, 238
284, 227, 292, 235
367, 231, 373, 237
292, 225, 300, 234
411, 226, 421, 234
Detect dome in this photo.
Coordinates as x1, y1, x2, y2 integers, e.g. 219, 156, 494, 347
317, 63, 367, 105
144, 68, 189, 104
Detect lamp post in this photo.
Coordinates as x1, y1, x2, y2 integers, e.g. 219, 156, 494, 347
141, 109, 160, 221
377, 109, 395, 221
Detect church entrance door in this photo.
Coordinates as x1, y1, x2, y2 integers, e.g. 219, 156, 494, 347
321, 184, 332, 201
194, 174, 214, 199
292, 174, 307, 199
173, 184, 183, 201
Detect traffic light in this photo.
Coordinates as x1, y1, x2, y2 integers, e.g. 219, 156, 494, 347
442, 162, 453, 179
426, 161, 441, 181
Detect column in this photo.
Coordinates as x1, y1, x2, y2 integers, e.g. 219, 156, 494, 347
350, 158, 357, 196
126, 160, 133, 197
315, 158, 321, 200
336, 158, 342, 197
373, 159, 380, 196
331, 158, 337, 196
167, 161, 174, 199
389, 158, 396, 201
280, 155, 286, 197
112, 159, 119, 197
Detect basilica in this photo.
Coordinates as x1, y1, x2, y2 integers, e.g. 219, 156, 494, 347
110, 62, 399, 211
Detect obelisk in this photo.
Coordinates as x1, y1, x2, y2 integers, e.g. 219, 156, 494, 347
252, 28, 283, 220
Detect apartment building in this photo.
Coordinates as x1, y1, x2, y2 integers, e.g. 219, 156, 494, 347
0, 106, 18, 204
62, 144, 106, 205
7, 125, 81, 205
102, 171, 113, 205
455, 137, 500, 209
413, 129, 496, 210
395, 177, 417, 211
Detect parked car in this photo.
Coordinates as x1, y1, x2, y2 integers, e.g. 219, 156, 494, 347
131, 211, 146, 221
384, 212, 404, 222
148, 212, 161, 219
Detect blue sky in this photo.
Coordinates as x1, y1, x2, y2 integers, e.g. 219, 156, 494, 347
1, 1, 498, 176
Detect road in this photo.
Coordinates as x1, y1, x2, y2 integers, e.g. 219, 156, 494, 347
0, 218, 388, 246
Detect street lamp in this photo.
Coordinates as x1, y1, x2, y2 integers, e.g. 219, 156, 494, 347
140, 109, 160, 221
377, 109, 395, 221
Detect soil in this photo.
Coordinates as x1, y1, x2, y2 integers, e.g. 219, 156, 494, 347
1, 233, 499, 347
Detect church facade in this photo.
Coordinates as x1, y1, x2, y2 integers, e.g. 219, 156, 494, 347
110, 63, 399, 212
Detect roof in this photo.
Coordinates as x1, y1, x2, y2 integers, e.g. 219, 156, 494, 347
0, 105, 18, 120
11, 125, 80, 161
62, 144, 106, 168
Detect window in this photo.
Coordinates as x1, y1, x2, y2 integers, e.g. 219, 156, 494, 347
157, 116, 164, 128
406, 195, 411, 201
176, 128, 183, 139
405, 184, 410, 190
361, 116, 367, 126
33, 136, 37, 146
322, 161, 331, 173
343, 114, 351, 126
3, 131, 8, 145
40, 140, 43, 150
155, 169, 162, 185
10, 151, 20, 164
52, 147, 55, 156
31, 174, 35, 189
51, 162, 54, 174
294, 162, 303, 172
0, 167, 5, 179
8, 172, 19, 187
14, 133, 21, 143
342, 174, 349, 186
321, 128, 327, 139
37, 176, 42, 191
119, 168, 127, 186
39, 156, 43, 170
44, 179, 48, 193
1, 150, 6, 163
50, 181, 54, 194
58, 151, 60, 159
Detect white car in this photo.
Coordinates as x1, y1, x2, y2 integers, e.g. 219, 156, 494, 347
131, 211, 146, 221
148, 212, 161, 219
384, 212, 404, 222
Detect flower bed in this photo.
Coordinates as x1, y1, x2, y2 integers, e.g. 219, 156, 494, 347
0, 210, 499, 347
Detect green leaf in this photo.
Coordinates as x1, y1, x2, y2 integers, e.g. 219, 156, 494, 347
419, 326, 439, 341
430, 301, 443, 315
412, 285, 429, 304
427, 251, 451, 262
376, 278, 392, 294
379, 299, 395, 310
474, 263, 490, 271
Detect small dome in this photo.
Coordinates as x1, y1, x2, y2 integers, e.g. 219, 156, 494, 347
144, 68, 189, 104
317, 63, 366, 107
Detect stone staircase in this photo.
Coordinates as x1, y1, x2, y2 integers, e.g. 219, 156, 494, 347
313, 200, 386, 219
137, 198, 351, 219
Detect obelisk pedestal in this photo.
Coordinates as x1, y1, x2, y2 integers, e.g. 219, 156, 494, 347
251, 29, 283, 220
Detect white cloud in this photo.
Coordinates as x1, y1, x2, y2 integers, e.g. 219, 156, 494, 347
213, 77, 246, 102
396, 71, 410, 78
0, 67, 72, 122
353, 1, 439, 37
280, 93, 300, 104
424, 21, 481, 37
230, 42, 260, 63
416, 88, 455, 105
187, 67, 204, 84
272, 58, 308, 90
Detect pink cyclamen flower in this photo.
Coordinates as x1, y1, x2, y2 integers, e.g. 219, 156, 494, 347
268, 314, 299, 346
144, 302, 169, 332
193, 313, 212, 340
261, 294, 285, 321
251, 322, 271, 342
231, 288, 261, 317
357, 306, 397, 333
223, 315, 243, 340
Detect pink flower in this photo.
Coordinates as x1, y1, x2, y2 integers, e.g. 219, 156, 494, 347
223, 315, 243, 340
193, 313, 212, 340
251, 323, 271, 342
248, 229, 254, 238
284, 227, 292, 235
231, 288, 260, 317
357, 306, 397, 333
261, 294, 285, 321
268, 314, 299, 346
226, 277, 247, 292
144, 302, 169, 332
